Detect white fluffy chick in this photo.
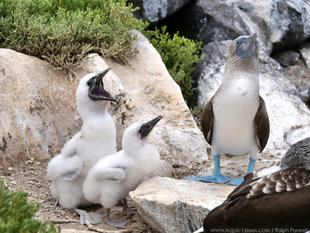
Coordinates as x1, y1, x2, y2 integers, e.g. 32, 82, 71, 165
83, 116, 162, 228
47, 68, 118, 223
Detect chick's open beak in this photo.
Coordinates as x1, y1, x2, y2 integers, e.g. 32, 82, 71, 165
88, 68, 118, 103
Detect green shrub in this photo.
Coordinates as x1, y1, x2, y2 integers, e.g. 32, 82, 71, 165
0, 0, 203, 106
0, 0, 146, 70
0, 180, 59, 233
145, 26, 204, 106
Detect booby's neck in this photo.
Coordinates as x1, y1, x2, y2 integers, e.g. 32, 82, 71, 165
223, 57, 259, 81
78, 101, 110, 121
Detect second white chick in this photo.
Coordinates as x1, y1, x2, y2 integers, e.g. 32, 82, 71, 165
83, 116, 162, 228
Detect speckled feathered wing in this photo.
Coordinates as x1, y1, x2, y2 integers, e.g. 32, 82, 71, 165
203, 168, 310, 232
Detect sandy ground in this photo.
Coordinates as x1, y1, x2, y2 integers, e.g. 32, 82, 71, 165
1, 159, 153, 233
0, 149, 279, 233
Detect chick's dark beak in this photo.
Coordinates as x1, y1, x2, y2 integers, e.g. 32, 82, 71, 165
88, 68, 118, 103
139, 116, 162, 139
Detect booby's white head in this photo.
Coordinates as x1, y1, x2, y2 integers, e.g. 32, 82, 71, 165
76, 68, 118, 120
224, 33, 259, 77
234, 33, 259, 59
122, 116, 162, 154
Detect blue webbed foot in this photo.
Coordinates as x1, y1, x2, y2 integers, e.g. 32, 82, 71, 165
185, 174, 231, 183
228, 177, 244, 186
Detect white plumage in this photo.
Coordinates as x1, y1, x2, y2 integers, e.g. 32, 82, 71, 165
83, 116, 161, 228
47, 69, 117, 210
212, 73, 259, 157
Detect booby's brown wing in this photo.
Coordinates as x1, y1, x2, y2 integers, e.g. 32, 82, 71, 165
200, 98, 214, 145
254, 96, 270, 152
225, 168, 310, 202
203, 168, 310, 231
247, 168, 310, 198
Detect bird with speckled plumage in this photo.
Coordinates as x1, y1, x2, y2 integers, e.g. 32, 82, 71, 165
202, 137, 310, 232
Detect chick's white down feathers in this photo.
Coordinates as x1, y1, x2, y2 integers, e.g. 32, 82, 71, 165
83, 122, 160, 209
47, 72, 117, 209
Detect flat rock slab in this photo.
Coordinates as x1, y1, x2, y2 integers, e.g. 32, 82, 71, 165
129, 177, 235, 233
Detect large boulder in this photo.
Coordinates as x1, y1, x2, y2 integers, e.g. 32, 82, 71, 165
161, 0, 310, 54
195, 40, 310, 160
161, 0, 272, 56
239, 0, 310, 51
129, 177, 235, 233
283, 59, 310, 107
0, 49, 80, 168
0, 30, 208, 174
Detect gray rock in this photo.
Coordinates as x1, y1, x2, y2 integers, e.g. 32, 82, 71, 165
283, 61, 310, 107
129, 0, 191, 23
194, 40, 231, 104
0, 49, 81, 168
196, 40, 310, 158
299, 42, 310, 69
165, 0, 272, 55
165, 0, 310, 53
241, 0, 310, 51
272, 50, 300, 67
129, 177, 235, 233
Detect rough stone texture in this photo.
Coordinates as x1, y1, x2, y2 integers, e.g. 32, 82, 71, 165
160, 0, 272, 56
129, 0, 191, 23
160, 0, 310, 54
239, 0, 310, 51
129, 177, 235, 233
299, 42, 310, 69
193, 0, 272, 55
283, 60, 310, 107
104, 30, 208, 168
272, 50, 300, 67
0, 49, 80, 169
196, 40, 310, 158
0, 30, 208, 172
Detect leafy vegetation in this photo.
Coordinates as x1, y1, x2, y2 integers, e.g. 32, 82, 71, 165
0, 0, 203, 105
145, 27, 204, 106
0, 180, 59, 233
0, 0, 145, 69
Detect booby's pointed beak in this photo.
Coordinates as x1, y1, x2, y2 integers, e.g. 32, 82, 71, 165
139, 116, 162, 139
241, 33, 258, 59
88, 68, 118, 103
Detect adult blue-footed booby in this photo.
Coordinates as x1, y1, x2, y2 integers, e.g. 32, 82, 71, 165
47, 68, 118, 224
203, 137, 310, 232
83, 116, 162, 228
188, 33, 270, 185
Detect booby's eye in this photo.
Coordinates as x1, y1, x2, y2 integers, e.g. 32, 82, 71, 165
87, 76, 96, 86
236, 41, 241, 46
